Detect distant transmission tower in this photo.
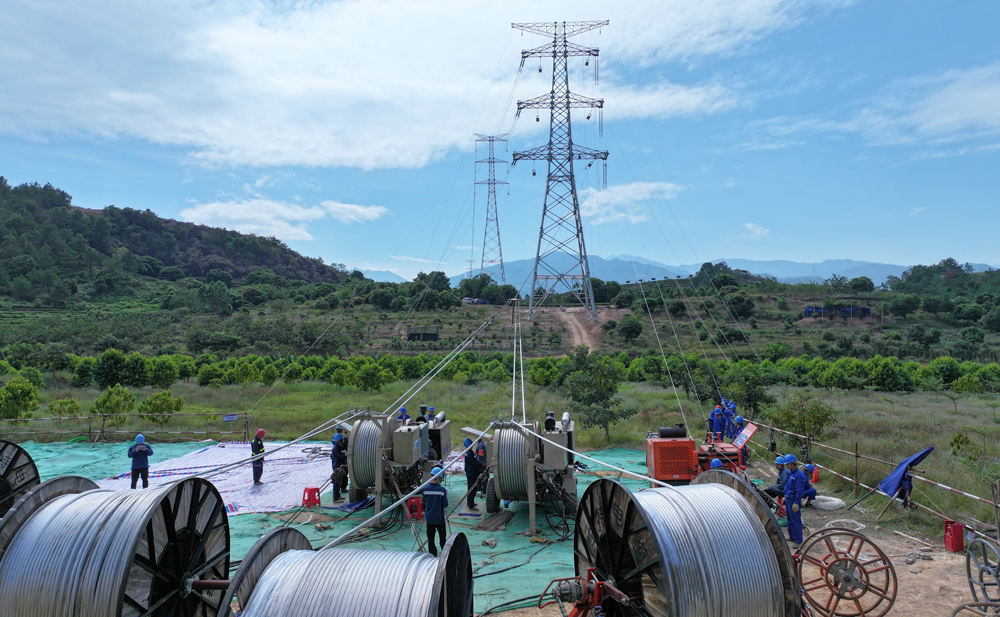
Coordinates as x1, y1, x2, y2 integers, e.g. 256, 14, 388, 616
475, 134, 508, 284
512, 21, 608, 322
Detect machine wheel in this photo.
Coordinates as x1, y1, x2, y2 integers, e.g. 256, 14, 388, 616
349, 486, 367, 503
967, 538, 1000, 610
797, 528, 896, 617
485, 478, 499, 514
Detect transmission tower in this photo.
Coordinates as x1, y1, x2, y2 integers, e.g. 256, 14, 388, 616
512, 20, 608, 322
475, 134, 508, 284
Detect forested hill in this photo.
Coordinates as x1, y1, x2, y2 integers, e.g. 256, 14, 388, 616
0, 178, 341, 305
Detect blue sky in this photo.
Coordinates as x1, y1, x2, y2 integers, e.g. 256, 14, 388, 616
2, 1, 998, 281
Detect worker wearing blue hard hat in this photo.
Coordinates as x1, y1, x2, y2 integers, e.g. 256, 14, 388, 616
464, 437, 485, 511
397, 407, 410, 422
331, 433, 348, 502
783, 455, 809, 547
710, 458, 723, 469
707, 405, 724, 443
764, 455, 788, 498
128, 434, 154, 489
722, 400, 738, 439
422, 466, 448, 557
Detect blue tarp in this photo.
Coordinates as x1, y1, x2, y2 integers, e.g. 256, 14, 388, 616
878, 447, 934, 497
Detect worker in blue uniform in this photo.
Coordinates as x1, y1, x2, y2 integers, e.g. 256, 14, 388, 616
706, 405, 723, 442
711, 403, 727, 442
783, 454, 809, 547
251, 429, 266, 485
463, 438, 485, 511
724, 401, 738, 439
423, 466, 449, 556
397, 407, 410, 423
128, 434, 154, 489
764, 455, 788, 498
733, 415, 749, 463
331, 433, 348, 502
802, 464, 818, 506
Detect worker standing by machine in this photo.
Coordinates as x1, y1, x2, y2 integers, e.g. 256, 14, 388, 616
397, 407, 410, 423
128, 434, 154, 489
722, 399, 737, 439
331, 433, 348, 502
423, 467, 448, 556
708, 404, 724, 442
783, 454, 808, 547
251, 429, 266, 485
463, 438, 485, 511
764, 455, 788, 498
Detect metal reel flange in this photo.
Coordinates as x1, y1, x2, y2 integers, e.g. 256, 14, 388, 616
217, 526, 314, 617
430, 532, 474, 617
0, 440, 40, 519
797, 527, 897, 617
0, 475, 98, 563
967, 538, 1000, 611
693, 468, 800, 617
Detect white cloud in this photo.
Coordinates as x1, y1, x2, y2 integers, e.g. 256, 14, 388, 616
579, 182, 679, 224
0, 0, 830, 169
909, 207, 926, 216
391, 255, 440, 264
740, 223, 770, 239
321, 201, 388, 224
180, 199, 326, 240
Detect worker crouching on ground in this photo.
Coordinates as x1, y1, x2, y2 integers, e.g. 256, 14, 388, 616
783, 455, 809, 548
802, 464, 818, 506
251, 429, 266, 485
331, 433, 348, 502
423, 466, 448, 556
128, 434, 154, 489
464, 438, 485, 511
764, 455, 788, 498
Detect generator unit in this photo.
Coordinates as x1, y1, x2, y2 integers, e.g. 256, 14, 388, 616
472, 411, 577, 534
345, 406, 451, 521
645, 425, 743, 486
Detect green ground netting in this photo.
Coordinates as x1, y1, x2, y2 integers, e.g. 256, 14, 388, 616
24, 442, 652, 613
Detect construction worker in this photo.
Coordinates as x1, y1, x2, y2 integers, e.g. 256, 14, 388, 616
335, 426, 348, 448
331, 433, 347, 502
128, 434, 154, 489
724, 401, 738, 439
251, 429, 266, 485
710, 458, 723, 469
764, 455, 788, 498
423, 467, 448, 557
733, 415, 749, 463
783, 454, 808, 547
463, 438, 485, 511
708, 404, 724, 442
802, 464, 818, 507
397, 407, 410, 423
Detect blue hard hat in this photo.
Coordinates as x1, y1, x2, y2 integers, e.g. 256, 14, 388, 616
710, 459, 723, 469
429, 406, 435, 412
464, 438, 472, 447
805, 464, 815, 473
775, 455, 786, 465
784, 454, 798, 464
333, 433, 343, 442
135, 434, 145, 444
735, 415, 744, 424
431, 466, 443, 476
399, 407, 406, 413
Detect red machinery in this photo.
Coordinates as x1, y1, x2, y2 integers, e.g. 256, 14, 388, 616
645, 425, 742, 486
538, 568, 630, 617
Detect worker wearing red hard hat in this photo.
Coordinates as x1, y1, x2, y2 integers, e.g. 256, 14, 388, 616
251, 429, 266, 485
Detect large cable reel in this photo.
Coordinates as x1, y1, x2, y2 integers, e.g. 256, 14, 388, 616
219, 527, 474, 617
575, 476, 794, 617
0, 440, 40, 519
0, 476, 230, 617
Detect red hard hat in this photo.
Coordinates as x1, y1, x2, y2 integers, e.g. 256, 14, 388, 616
257, 429, 265, 438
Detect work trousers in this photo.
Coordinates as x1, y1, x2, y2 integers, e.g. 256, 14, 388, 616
802, 488, 817, 503
466, 475, 480, 508
131, 467, 149, 489
786, 501, 803, 544
764, 486, 783, 498
426, 523, 447, 557
252, 461, 264, 484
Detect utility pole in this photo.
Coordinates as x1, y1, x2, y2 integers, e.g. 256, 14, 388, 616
476, 134, 509, 284
512, 20, 608, 322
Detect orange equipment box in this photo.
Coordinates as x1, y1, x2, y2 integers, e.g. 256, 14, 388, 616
646, 437, 699, 486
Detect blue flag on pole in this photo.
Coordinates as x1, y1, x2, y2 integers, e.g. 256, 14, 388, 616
878, 447, 934, 497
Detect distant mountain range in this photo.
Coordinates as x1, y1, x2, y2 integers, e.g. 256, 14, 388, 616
359, 269, 407, 283
446, 254, 996, 293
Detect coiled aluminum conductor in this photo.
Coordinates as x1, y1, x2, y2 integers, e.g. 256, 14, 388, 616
351, 419, 382, 488
576, 478, 792, 617
494, 426, 528, 500
0, 477, 229, 617
221, 528, 474, 617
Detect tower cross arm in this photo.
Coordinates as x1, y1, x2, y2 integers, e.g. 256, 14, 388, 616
521, 41, 600, 59
570, 145, 609, 161
517, 93, 603, 111
511, 144, 550, 163
512, 21, 609, 38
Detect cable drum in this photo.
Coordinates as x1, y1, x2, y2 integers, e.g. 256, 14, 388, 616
0, 440, 40, 519
575, 479, 788, 617
351, 419, 382, 489
228, 529, 473, 617
494, 427, 527, 500
0, 477, 230, 617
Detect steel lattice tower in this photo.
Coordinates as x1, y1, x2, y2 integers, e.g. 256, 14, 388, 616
475, 134, 508, 284
512, 20, 608, 322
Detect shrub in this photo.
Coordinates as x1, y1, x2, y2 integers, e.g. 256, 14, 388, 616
137, 390, 184, 425
618, 315, 643, 342
762, 393, 837, 440
47, 398, 82, 417
94, 349, 128, 389
17, 366, 45, 389
91, 384, 136, 426
73, 357, 97, 387
0, 377, 39, 420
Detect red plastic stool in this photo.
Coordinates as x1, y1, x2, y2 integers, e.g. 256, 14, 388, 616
407, 496, 424, 521
302, 487, 321, 508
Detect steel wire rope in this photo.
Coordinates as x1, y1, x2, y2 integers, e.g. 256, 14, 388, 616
652, 281, 712, 418
604, 30, 765, 364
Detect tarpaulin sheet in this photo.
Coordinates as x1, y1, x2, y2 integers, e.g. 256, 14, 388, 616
877, 446, 934, 498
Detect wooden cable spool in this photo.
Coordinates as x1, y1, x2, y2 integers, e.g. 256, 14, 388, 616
796, 528, 897, 617
0, 440, 40, 519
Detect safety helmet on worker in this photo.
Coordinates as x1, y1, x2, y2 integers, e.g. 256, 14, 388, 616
135, 434, 145, 444
784, 454, 798, 464
775, 455, 786, 465
804, 464, 815, 473
431, 466, 443, 476
428, 406, 435, 412
256, 429, 265, 438
735, 415, 744, 424
463, 438, 473, 448
710, 459, 723, 469
333, 433, 343, 443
